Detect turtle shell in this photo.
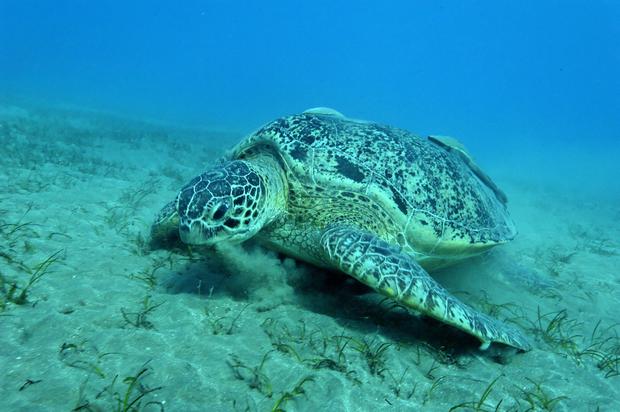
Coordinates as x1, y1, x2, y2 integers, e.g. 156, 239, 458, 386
231, 111, 516, 262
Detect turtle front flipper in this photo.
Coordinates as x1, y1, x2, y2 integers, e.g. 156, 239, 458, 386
149, 200, 181, 248
320, 225, 531, 352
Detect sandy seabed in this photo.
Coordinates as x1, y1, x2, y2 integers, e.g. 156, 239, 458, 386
0, 103, 618, 411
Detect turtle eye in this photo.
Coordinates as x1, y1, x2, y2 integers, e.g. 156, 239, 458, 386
211, 203, 229, 220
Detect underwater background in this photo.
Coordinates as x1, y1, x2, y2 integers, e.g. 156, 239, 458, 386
1, 1, 619, 411
2, 0, 619, 196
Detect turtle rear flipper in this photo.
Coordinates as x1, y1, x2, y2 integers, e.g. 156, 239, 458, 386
320, 225, 531, 351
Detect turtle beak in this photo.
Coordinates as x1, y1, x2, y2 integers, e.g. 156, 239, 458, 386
179, 219, 214, 245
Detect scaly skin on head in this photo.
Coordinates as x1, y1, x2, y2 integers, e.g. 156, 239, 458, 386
176, 155, 287, 245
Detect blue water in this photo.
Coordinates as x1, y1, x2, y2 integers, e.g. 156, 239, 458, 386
3, 1, 619, 204
2, 0, 618, 137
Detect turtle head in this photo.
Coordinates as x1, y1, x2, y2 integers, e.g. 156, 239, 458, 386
176, 160, 268, 245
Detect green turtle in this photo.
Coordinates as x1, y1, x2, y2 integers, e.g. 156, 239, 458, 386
152, 108, 530, 351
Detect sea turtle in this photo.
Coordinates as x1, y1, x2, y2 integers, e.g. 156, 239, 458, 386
151, 108, 530, 351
